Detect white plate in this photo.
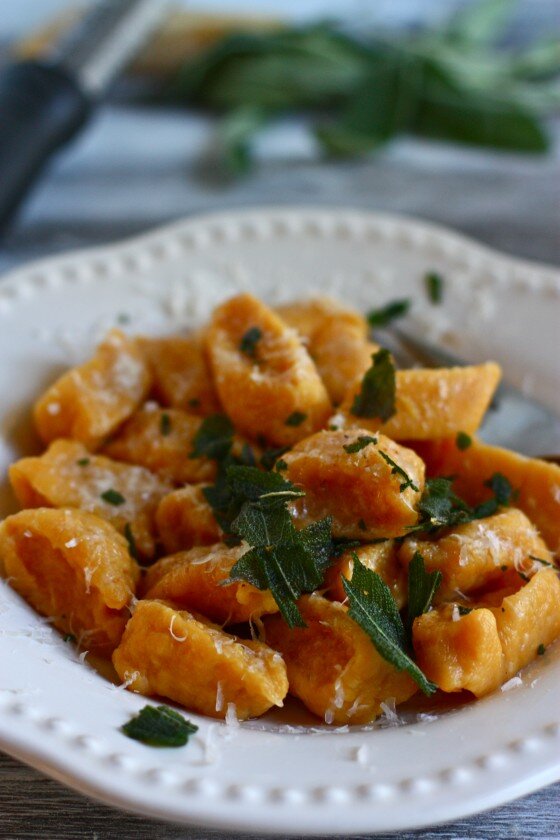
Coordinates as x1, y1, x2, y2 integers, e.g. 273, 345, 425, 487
0, 207, 559, 835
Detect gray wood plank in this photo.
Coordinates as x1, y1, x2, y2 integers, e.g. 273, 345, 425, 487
0, 751, 558, 840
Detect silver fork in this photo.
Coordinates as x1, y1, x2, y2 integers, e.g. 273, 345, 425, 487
374, 327, 560, 459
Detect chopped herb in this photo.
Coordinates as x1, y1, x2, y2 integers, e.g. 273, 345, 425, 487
529, 555, 553, 567
328, 424, 339, 431
456, 431, 472, 451
379, 450, 419, 492
537, 643, 546, 656
188, 398, 201, 408
342, 559, 437, 696
122, 705, 198, 747
484, 472, 516, 506
275, 458, 288, 472
331, 538, 361, 558
343, 435, 378, 454
410, 472, 516, 535
76, 458, 90, 467
518, 570, 530, 582
407, 552, 442, 629
367, 299, 411, 328
160, 412, 172, 436
240, 443, 257, 466
260, 445, 290, 471
101, 489, 126, 506
351, 348, 396, 422
358, 518, 367, 531
226, 465, 334, 627
458, 605, 472, 616
413, 477, 473, 531
117, 313, 131, 324
226, 464, 304, 507
62, 633, 76, 643
285, 411, 307, 427
425, 271, 444, 304
501, 564, 508, 572
190, 414, 234, 460
239, 326, 263, 359
124, 523, 138, 561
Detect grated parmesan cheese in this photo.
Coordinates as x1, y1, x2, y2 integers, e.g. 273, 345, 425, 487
199, 724, 221, 765
328, 412, 346, 430
352, 744, 369, 765
501, 675, 523, 692
215, 681, 224, 713
379, 698, 400, 727
169, 614, 188, 642
225, 702, 240, 730
113, 670, 139, 691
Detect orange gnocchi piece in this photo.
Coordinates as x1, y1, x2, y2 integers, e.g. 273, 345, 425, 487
284, 428, 424, 539
103, 408, 217, 484
341, 363, 501, 440
413, 569, 560, 696
143, 543, 279, 624
156, 485, 222, 554
112, 600, 288, 720
399, 509, 552, 602
206, 293, 331, 446
490, 568, 560, 680
412, 438, 560, 555
324, 540, 406, 608
9, 439, 170, 559
34, 329, 151, 449
264, 594, 417, 724
0, 508, 138, 655
276, 296, 368, 344
138, 333, 221, 416
413, 604, 503, 697
276, 297, 376, 404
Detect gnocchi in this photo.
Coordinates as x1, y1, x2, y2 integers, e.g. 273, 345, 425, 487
3, 290, 559, 732
112, 600, 288, 720
9, 439, 170, 559
205, 293, 331, 445
284, 428, 425, 539
0, 508, 138, 655
155, 485, 223, 554
34, 329, 151, 449
264, 595, 417, 724
142, 542, 279, 624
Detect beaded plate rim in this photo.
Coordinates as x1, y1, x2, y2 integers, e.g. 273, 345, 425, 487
0, 206, 558, 834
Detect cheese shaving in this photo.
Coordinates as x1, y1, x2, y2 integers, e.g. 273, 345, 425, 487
501, 675, 523, 692
169, 614, 188, 642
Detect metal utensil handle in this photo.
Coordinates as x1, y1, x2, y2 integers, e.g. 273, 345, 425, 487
0, 60, 91, 235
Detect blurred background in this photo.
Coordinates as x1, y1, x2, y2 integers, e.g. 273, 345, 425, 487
0, 0, 558, 274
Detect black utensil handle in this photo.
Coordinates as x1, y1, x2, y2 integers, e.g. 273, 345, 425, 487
0, 60, 91, 234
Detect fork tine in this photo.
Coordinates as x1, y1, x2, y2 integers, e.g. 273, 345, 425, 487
372, 326, 560, 457
389, 328, 468, 369
370, 328, 424, 369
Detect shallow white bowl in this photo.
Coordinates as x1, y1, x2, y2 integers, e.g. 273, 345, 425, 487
0, 207, 559, 835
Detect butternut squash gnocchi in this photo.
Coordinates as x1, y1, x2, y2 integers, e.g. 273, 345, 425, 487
0, 508, 138, 655
2, 292, 558, 731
